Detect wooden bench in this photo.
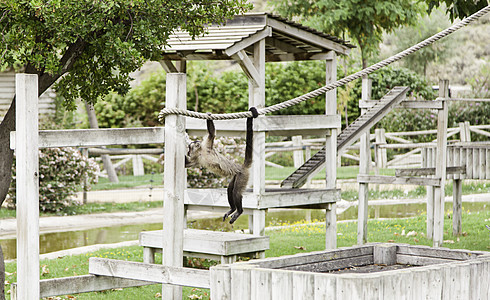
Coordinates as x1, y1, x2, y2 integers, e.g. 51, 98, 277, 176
139, 229, 269, 264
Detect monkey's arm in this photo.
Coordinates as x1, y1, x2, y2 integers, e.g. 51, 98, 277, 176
206, 119, 216, 150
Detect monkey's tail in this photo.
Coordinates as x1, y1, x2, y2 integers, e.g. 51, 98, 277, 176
243, 107, 259, 168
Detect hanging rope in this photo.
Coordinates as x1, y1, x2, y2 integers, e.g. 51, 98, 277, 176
159, 5, 490, 122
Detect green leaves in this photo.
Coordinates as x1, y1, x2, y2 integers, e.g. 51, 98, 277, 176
1, 0, 251, 107
270, 0, 425, 66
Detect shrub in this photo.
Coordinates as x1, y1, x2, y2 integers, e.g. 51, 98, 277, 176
8, 148, 99, 213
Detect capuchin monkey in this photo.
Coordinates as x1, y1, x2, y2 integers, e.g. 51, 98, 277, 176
185, 107, 259, 224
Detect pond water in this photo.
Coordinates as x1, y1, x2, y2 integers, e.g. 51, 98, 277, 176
1, 201, 487, 260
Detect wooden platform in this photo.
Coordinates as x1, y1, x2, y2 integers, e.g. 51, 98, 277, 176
140, 229, 270, 264
185, 188, 339, 210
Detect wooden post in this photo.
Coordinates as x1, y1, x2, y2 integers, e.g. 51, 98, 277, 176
250, 40, 266, 196
84, 102, 119, 183
15, 74, 40, 300
433, 79, 449, 247
325, 51, 337, 249
247, 40, 266, 237
162, 73, 187, 299
357, 76, 371, 245
426, 147, 434, 239
452, 179, 462, 235
292, 135, 304, 168
375, 129, 387, 169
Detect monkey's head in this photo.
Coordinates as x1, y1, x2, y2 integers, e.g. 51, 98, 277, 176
185, 140, 202, 168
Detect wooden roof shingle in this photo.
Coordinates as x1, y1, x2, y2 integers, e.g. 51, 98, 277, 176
161, 13, 354, 62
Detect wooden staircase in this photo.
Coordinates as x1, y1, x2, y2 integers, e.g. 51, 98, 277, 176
281, 86, 410, 189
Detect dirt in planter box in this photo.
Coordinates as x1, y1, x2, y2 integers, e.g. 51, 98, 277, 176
323, 263, 415, 274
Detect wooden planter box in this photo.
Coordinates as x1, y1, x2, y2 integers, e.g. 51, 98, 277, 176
210, 243, 490, 299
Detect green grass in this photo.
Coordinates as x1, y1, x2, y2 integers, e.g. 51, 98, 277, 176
5, 209, 489, 299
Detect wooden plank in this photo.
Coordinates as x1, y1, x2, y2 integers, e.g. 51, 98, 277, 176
185, 188, 338, 209
271, 270, 293, 300
139, 229, 269, 256
231, 266, 253, 300
282, 255, 374, 272
26, 275, 152, 298
473, 148, 480, 178
398, 100, 443, 109
373, 244, 397, 266
255, 245, 374, 269
11, 127, 165, 149
162, 73, 187, 299
313, 274, 337, 300
15, 73, 40, 300
396, 244, 483, 260
357, 175, 441, 186
395, 166, 466, 177
185, 115, 339, 137
88, 258, 210, 288
358, 76, 371, 246
487, 149, 490, 179
292, 272, 314, 300
396, 254, 458, 266
210, 265, 231, 300
479, 148, 486, 179
251, 269, 272, 300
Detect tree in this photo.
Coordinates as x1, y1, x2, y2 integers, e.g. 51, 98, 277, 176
424, 0, 489, 21
385, 8, 454, 76
270, 0, 425, 68
0, 1, 250, 298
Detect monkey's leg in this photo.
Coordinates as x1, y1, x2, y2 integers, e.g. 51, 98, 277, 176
229, 187, 244, 224
223, 176, 237, 221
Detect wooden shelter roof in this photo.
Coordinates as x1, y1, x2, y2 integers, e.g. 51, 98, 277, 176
161, 13, 354, 62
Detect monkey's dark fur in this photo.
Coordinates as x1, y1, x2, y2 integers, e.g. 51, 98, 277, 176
185, 108, 258, 224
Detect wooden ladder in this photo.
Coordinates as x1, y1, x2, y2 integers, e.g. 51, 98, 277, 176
281, 86, 410, 189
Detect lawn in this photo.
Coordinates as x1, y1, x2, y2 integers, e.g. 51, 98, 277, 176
4, 209, 489, 299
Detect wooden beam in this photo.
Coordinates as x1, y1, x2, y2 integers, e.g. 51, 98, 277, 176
11, 127, 165, 149
360, 100, 443, 110
185, 115, 340, 137
265, 37, 305, 53
159, 60, 178, 73
11, 275, 153, 299
225, 27, 272, 57
395, 166, 466, 177
399, 100, 443, 109
89, 258, 210, 288
266, 18, 351, 55
233, 50, 261, 87
357, 175, 441, 186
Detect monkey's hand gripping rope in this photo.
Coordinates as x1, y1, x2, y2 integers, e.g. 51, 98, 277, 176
158, 5, 490, 122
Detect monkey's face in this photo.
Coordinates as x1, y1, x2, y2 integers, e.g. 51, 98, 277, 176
185, 141, 201, 168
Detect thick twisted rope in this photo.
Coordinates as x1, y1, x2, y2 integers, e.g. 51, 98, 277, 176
159, 5, 490, 122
